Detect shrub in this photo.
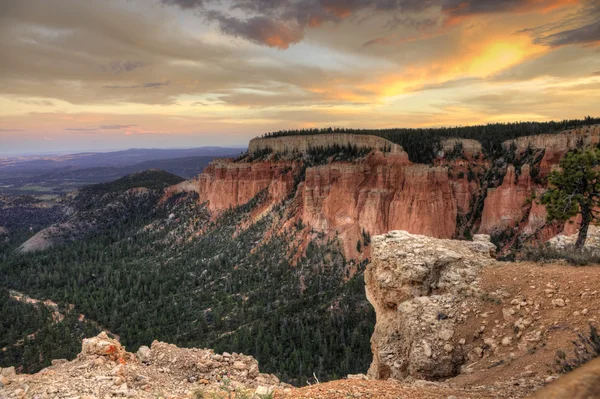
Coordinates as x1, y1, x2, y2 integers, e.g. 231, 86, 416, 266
522, 244, 600, 266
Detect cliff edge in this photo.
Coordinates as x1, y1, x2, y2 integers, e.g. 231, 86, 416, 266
248, 134, 406, 155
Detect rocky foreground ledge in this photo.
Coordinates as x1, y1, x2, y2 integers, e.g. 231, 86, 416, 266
0, 332, 287, 399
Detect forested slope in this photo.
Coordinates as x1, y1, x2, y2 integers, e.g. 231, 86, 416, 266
0, 174, 373, 384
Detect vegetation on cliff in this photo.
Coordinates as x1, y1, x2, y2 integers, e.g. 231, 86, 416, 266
261, 117, 600, 163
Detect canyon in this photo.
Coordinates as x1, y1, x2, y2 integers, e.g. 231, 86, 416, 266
6, 125, 600, 398
165, 125, 600, 258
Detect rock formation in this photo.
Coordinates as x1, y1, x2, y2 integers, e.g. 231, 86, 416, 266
302, 153, 458, 241
364, 230, 496, 380
0, 332, 286, 398
503, 125, 600, 177
479, 164, 532, 234
548, 225, 600, 253
163, 125, 600, 258
249, 133, 406, 155
165, 159, 299, 213
441, 138, 482, 159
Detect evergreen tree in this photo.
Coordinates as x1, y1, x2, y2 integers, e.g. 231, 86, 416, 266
542, 148, 600, 249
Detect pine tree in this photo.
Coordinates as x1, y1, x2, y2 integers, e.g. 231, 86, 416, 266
542, 148, 600, 249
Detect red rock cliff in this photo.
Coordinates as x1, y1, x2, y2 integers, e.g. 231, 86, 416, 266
166, 125, 600, 256
479, 164, 532, 234
301, 152, 458, 246
165, 159, 298, 212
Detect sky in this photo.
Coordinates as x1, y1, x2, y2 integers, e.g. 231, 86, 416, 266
1, 0, 599, 154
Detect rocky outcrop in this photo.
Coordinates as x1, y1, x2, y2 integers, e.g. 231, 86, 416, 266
503, 125, 600, 176
548, 225, 600, 253
18, 222, 82, 253
503, 125, 600, 154
18, 188, 157, 254
364, 231, 496, 381
480, 165, 532, 234
249, 134, 406, 155
441, 138, 482, 158
0, 332, 286, 398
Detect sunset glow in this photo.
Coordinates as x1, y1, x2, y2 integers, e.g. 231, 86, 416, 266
1, 0, 599, 154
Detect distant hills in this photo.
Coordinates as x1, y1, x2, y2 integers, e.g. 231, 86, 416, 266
0, 147, 243, 195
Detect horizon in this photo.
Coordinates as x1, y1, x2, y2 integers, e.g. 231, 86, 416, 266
0, 145, 248, 158
2, 0, 600, 153
3, 116, 598, 157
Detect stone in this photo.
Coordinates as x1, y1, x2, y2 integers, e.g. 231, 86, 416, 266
81, 332, 127, 361
233, 361, 247, 371
136, 346, 152, 363
423, 341, 433, 358
255, 386, 273, 396
552, 299, 566, 307
0, 367, 15, 377
347, 374, 369, 380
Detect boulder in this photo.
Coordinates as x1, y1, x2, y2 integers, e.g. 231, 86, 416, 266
80, 332, 128, 362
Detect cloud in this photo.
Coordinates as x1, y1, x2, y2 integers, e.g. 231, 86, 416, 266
533, 20, 600, 47
441, 0, 578, 17
162, 0, 580, 49
205, 12, 304, 49
103, 81, 170, 89
64, 124, 137, 132
99, 124, 137, 129
518, 1, 600, 47
167, 0, 441, 49
159, 0, 209, 9
16, 99, 55, 106
105, 60, 147, 73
